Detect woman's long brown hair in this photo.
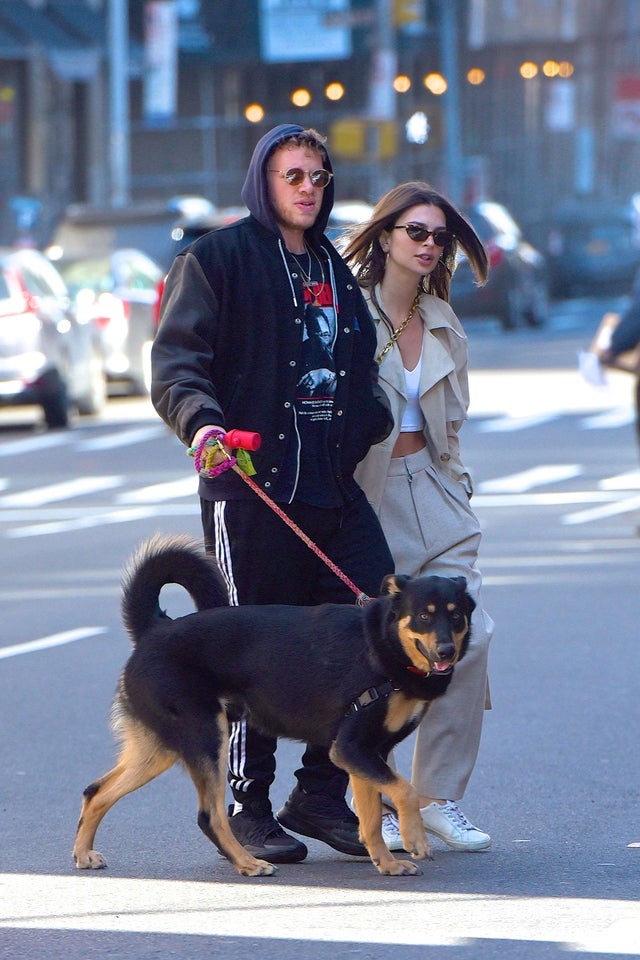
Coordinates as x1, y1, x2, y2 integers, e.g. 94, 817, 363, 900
342, 181, 488, 305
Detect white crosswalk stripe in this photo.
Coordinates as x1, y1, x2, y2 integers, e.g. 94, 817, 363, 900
0, 627, 107, 660
599, 470, 640, 490
0, 433, 74, 457
116, 476, 198, 503
477, 465, 582, 494
474, 407, 634, 433
562, 493, 640, 525
76, 425, 166, 451
6, 505, 161, 539
581, 408, 635, 429
475, 413, 557, 432
0, 476, 124, 507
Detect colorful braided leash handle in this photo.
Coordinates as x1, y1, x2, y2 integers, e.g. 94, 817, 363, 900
188, 428, 370, 606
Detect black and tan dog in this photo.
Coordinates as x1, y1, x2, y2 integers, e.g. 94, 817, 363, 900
73, 533, 474, 878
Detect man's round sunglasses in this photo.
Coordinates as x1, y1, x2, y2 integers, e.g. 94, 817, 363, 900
394, 224, 454, 246
269, 167, 334, 188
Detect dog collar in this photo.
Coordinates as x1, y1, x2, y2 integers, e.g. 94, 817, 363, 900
406, 663, 453, 677
346, 681, 396, 716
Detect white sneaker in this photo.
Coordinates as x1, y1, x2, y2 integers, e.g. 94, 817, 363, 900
381, 811, 405, 852
420, 801, 491, 851
350, 799, 405, 852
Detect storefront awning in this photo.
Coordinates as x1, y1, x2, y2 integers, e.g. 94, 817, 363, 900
0, 1, 105, 77
0, 27, 25, 59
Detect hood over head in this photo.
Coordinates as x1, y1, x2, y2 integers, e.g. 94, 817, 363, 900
240, 123, 334, 244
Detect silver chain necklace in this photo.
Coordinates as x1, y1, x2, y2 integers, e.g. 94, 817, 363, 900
289, 244, 326, 306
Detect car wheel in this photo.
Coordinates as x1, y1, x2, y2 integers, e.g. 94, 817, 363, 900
500, 285, 522, 330
523, 278, 549, 328
76, 350, 108, 416
125, 340, 153, 397
40, 368, 70, 429
127, 376, 148, 398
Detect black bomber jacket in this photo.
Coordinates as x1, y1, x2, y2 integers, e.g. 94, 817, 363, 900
151, 215, 393, 504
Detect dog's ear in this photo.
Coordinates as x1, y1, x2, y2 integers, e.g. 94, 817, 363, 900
380, 573, 411, 596
451, 576, 476, 617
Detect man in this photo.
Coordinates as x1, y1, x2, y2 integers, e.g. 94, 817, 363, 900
151, 124, 394, 864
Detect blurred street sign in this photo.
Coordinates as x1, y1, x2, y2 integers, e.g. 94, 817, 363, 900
330, 118, 398, 160
613, 73, 640, 140
260, 0, 351, 63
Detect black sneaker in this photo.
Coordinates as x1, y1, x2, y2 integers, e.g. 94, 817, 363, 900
277, 786, 368, 857
227, 802, 308, 864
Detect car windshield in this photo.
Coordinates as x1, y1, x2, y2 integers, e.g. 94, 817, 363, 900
112, 252, 163, 290
566, 220, 631, 242
474, 201, 521, 240
60, 258, 113, 296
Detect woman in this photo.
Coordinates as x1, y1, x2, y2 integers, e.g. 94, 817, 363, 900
344, 181, 494, 852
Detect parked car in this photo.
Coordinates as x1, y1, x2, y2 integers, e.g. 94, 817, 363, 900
154, 204, 250, 327
545, 200, 640, 298
0, 247, 106, 429
166, 204, 248, 263
451, 200, 549, 330
53, 249, 164, 396
325, 200, 374, 246
47, 200, 182, 273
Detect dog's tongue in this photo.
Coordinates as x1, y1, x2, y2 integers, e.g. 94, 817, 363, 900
433, 661, 452, 672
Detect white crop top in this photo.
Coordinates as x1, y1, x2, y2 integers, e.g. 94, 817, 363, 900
401, 361, 425, 431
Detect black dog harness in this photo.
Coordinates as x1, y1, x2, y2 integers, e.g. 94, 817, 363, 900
346, 681, 397, 716
346, 659, 453, 717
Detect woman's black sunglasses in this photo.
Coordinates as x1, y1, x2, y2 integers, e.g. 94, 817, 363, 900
394, 224, 455, 246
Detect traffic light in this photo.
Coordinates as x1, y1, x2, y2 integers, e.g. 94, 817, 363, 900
394, 0, 424, 28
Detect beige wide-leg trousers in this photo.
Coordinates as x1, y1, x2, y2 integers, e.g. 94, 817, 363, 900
379, 447, 494, 801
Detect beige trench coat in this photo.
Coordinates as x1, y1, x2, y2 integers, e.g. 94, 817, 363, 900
354, 288, 473, 505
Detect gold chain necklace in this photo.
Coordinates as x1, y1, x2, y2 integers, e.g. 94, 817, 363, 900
375, 291, 422, 364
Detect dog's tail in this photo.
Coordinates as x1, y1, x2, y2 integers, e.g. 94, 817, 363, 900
121, 533, 228, 644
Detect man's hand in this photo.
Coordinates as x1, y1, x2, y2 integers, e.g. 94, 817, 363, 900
192, 425, 225, 449
189, 426, 232, 475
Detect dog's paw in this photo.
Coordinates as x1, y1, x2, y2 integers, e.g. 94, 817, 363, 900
407, 839, 433, 861
74, 849, 107, 870
402, 831, 433, 861
377, 858, 422, 877
238, 859, 278, 877
410, 846, 434, 861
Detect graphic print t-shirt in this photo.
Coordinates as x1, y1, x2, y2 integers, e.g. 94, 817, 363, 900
294, 268, 342, 506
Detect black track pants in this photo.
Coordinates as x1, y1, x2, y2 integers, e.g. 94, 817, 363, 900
200, 491, 394, 806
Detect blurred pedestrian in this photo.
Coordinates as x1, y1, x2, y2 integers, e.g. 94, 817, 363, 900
151, 124, 394, 864
343, 181, 494, 852
596, 268, 640, 459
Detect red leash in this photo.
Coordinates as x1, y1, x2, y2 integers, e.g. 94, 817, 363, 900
189, 429, 371, 606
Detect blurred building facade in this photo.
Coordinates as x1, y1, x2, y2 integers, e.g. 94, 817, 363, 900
0, 0, 639, 246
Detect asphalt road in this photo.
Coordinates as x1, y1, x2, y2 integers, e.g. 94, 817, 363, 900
0, 298, 638, 959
